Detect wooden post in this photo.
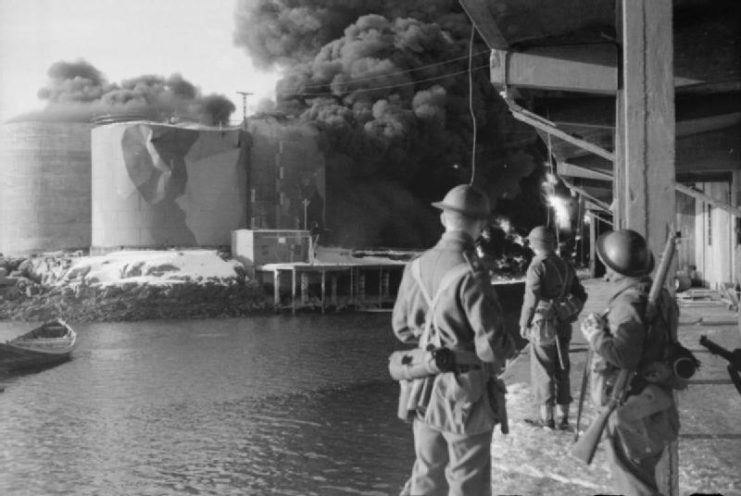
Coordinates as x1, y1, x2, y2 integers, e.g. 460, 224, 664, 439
619, 0, 676, 254
589, 212, 597, 277
618, 1, 677, 494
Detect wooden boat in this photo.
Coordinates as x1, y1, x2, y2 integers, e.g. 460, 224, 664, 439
0, 319, 77, 370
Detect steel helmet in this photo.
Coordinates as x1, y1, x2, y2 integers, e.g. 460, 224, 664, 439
527, 226, 556, 252
596, 229, 655, 277
432, 185, 491, 219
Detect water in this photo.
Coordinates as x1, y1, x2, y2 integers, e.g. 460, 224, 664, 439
0, 314, 414, 496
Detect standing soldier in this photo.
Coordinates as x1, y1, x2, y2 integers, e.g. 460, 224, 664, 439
392, 184, 516, 496
519, 226, 587, 429
580, 229, 681, 496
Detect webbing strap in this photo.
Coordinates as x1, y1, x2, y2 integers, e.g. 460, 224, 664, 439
411, 259, 470, 348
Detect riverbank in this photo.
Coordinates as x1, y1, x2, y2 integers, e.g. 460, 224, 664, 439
0, 250, 272, 322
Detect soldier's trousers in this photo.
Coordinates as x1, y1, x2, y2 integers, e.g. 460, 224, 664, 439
530, 333, 572, 406
409, 419, 493, 496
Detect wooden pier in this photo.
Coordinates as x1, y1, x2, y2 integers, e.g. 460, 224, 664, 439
258, 261, 406, 313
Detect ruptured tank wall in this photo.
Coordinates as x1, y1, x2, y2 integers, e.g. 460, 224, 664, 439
91, 122, 249, 250
0, 121, 93, 255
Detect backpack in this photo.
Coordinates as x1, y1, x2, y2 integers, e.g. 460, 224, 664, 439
549, 258, 584, 323
528, 257, 582, 346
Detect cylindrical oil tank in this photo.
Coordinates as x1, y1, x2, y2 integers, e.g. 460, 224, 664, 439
0, 121, 93, 255
91, 121, 250, 250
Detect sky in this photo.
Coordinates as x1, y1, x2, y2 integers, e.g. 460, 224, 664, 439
0, 0, 280, 124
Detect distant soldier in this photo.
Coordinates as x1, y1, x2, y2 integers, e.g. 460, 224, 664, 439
392, 184, 516, 496
581, 229, 681, 496
519, 226, 587, 429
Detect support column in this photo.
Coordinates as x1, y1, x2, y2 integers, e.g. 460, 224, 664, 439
618, 1, 677, 494
619, 0, 676, 255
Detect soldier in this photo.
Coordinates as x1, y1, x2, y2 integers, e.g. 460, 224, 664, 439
519, 226, 587, 429
580, 229, 680, 496
392, 184, 516, 496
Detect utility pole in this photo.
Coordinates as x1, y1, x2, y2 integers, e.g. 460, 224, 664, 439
236, 91, 253, 128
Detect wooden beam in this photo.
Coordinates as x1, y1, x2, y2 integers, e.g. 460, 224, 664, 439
675, 183, 741, 218
490, 45, 618, 94
558, 161, 613, 181
560, 176, 612, 213
504, 98, 615, 162
459, 0, 508, 50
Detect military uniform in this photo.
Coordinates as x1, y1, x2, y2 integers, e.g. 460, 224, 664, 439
520, 252, 587, 422
585, 275, 680, 496
392, 230, 514, 496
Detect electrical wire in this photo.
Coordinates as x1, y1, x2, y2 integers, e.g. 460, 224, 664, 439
286, 49, 491, 90
277, 64, 490, 98
468, 24, 478, 186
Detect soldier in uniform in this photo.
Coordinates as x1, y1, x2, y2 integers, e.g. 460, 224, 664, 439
519, 226, 587, 429
392, 184, 516, 496
581, 229, 680, 496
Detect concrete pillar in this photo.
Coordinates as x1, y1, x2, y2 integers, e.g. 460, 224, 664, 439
617, 0, 676, 256
617, 2, 677, 494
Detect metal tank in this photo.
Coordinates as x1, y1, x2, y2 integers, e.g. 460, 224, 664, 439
0, 121, 93, 255
91, 121, 250, 250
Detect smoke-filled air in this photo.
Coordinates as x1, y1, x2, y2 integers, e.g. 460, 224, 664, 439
234, 0, 548, 248
12, 60, 236, 127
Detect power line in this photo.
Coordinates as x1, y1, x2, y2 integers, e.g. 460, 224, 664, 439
277, 63, 490, 98
293, 49, 491, 90
467, 25, 478, 186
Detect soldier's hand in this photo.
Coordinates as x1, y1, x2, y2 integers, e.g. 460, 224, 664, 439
519, 326, 530, 340
580, 312, 605, 343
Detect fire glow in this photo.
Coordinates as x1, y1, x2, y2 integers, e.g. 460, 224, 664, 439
547, 195, 571, 230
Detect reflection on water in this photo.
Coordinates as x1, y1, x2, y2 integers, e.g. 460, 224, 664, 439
0, 314, 413, 496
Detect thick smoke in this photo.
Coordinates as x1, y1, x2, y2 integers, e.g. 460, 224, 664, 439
235, 1, 544, 247
13, 60, 235, 126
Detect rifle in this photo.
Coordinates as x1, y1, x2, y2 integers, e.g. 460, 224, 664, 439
699, 335, 741, 396
574, 349, 591, 442
571, 228, 678, 465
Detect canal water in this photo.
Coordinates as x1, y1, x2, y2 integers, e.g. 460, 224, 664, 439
0, 314, 414, 496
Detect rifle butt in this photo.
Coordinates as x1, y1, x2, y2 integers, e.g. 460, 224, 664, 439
570, 410, 610, 465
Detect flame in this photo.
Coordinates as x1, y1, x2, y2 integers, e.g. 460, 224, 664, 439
547, 195, 571, 230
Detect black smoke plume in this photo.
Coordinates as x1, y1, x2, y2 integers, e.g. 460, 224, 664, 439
11, 60, 235, 126
235, 1, 546, 248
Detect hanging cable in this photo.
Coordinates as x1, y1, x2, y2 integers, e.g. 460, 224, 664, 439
292, 50, 491, 90
467, 24, 478, 186
277, 64, 489, 98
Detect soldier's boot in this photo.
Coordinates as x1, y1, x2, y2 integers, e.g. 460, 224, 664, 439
557, 404, 570, 430
539, 405, 555, 429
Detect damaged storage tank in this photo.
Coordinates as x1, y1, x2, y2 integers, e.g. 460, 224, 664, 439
91, 121, 250, 251
0, 121, 93, 255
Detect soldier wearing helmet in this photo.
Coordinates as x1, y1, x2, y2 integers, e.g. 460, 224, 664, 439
581, 229, 680, 496
519, 225, 587, 429
392, 184, 516, 496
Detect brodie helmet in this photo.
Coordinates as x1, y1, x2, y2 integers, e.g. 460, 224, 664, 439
528, 226, 556, 252
596, 229, 655, 277
432, 185, 491, 219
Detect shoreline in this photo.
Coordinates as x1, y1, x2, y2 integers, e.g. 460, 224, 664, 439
0, 278, 275, 323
